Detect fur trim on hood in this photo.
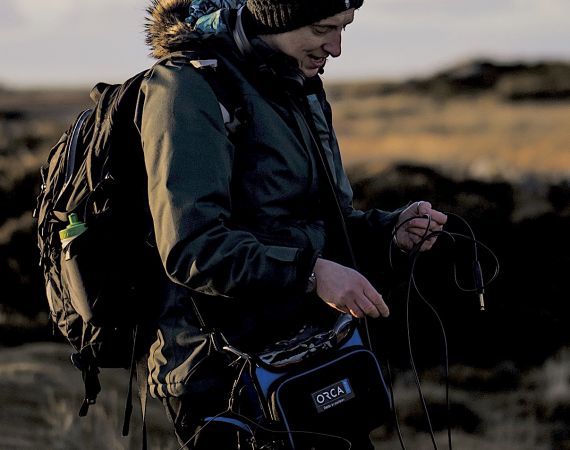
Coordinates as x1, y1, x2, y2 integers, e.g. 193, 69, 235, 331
146, 0, 243, 58
146, 0, 196, 59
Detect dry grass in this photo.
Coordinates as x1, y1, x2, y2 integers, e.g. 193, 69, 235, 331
0, 343, 177, 450
1, 68, 569, 449
371, 348, 570, 450
332, 93, 570, 181
1, 342, 568, 449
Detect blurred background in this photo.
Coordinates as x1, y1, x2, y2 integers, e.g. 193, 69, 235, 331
2, 0, 570, 86
1, 1, 569, 449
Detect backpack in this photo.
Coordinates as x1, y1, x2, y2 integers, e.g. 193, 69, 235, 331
33, 51, 235, 426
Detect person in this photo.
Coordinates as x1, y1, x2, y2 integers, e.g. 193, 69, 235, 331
138, 0, 448, 448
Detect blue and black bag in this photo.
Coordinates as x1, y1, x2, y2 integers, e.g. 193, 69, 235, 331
216, 314, 392, 449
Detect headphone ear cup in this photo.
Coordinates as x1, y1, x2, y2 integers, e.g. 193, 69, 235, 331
281, 71, 305, 89
232, 5, 306, 91
256, 62, 305, 93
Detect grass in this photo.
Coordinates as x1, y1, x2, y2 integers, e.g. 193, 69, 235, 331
331, 93, 570, 182
371, 350, 570, 450
1, 342, 568, 449
0, 342, 178, 450
1, 64, 569, 449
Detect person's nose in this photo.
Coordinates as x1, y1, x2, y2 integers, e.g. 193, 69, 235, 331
323, 30, 342, 58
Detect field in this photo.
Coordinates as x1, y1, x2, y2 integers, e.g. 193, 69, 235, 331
1, 342, 568, 449
1, 59, 570, 449
335, 92, 570, 182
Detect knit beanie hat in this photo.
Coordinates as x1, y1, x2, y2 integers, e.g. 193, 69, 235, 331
246, 0, 364, 34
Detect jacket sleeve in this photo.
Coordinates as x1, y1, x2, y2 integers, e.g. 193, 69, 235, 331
137, 62, 315, 296
314, 94, 403, 241
316, 96, 404, 268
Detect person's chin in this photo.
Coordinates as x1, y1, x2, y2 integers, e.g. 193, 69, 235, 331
301, 69, 319, 78
301, 64, 324, 78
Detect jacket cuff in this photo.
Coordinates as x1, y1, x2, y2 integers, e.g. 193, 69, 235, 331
295, 248, 321, 292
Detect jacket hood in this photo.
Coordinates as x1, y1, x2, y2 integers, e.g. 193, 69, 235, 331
146, 0, 195, 59
146, 0, 243, 59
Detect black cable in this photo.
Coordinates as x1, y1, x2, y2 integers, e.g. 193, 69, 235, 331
405, 245, 440, 450
231, 411, 352, 450
446, 231, 500, 297
385, 359, 408, 450
390, 216, 500, 310
387, 212, 500, 450
190, 408, 353, 449
189, 212, 499, 450
444, 212, 500, 311
410, 253, 452, 450
402, 229, 456, 450
406, 228, 459, 450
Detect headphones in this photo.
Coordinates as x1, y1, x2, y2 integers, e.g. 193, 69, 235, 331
232, 6, 306, 89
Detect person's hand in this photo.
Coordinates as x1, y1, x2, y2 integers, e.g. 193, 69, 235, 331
395, 201, 447, 252
313, 258, 389, 319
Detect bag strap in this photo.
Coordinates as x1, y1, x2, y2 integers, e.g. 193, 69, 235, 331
120, 325, 150, 450
70, 350, 101, 417
122, 326, 139, 437
78, 364, 101, 417
272, 85, 358, 272
156, 50, 240, 132
292, 95, 374, 346
137, 358, 149, 450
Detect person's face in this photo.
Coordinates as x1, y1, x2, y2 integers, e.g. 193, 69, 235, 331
260, 8, 355, 78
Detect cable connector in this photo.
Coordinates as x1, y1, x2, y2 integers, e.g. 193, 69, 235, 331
473, 260, 486, 311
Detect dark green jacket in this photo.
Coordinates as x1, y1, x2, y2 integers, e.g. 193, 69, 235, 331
139, 3, 400, 398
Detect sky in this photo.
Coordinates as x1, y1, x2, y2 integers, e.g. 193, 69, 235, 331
1, 0, 569, 88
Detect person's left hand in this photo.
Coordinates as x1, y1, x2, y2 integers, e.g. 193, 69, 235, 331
394, 201, 447, 252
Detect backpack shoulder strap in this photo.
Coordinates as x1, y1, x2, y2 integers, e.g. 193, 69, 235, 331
149, 50, 242, 132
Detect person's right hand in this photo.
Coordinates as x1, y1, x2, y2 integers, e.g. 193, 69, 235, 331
395, 201, 447, 252
312, 258, 389, 319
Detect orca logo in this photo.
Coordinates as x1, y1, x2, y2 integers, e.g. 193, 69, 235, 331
311, 378, 355, 413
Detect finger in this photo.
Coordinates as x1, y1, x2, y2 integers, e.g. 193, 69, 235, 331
359, 301, 380, 318
344, 299, 365, 319
429, 210, 448, 226
421, 206, 447, 226
416, 202, 447, 225
405, 227, 435, 242
419, 239, 434, 251
407, 217, 433, 229
406, 227, 442, 241
416, 201, 431, 215
335, 303, 361, 318
347, 308, 363, 319
395, 234, 414, 251
408, 216, 444, 232
405, 225, 431, 236
419, 234, 441, 251
363, 287, 390, 318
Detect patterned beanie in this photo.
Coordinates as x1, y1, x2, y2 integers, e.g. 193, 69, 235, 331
246, 0, 364, 34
